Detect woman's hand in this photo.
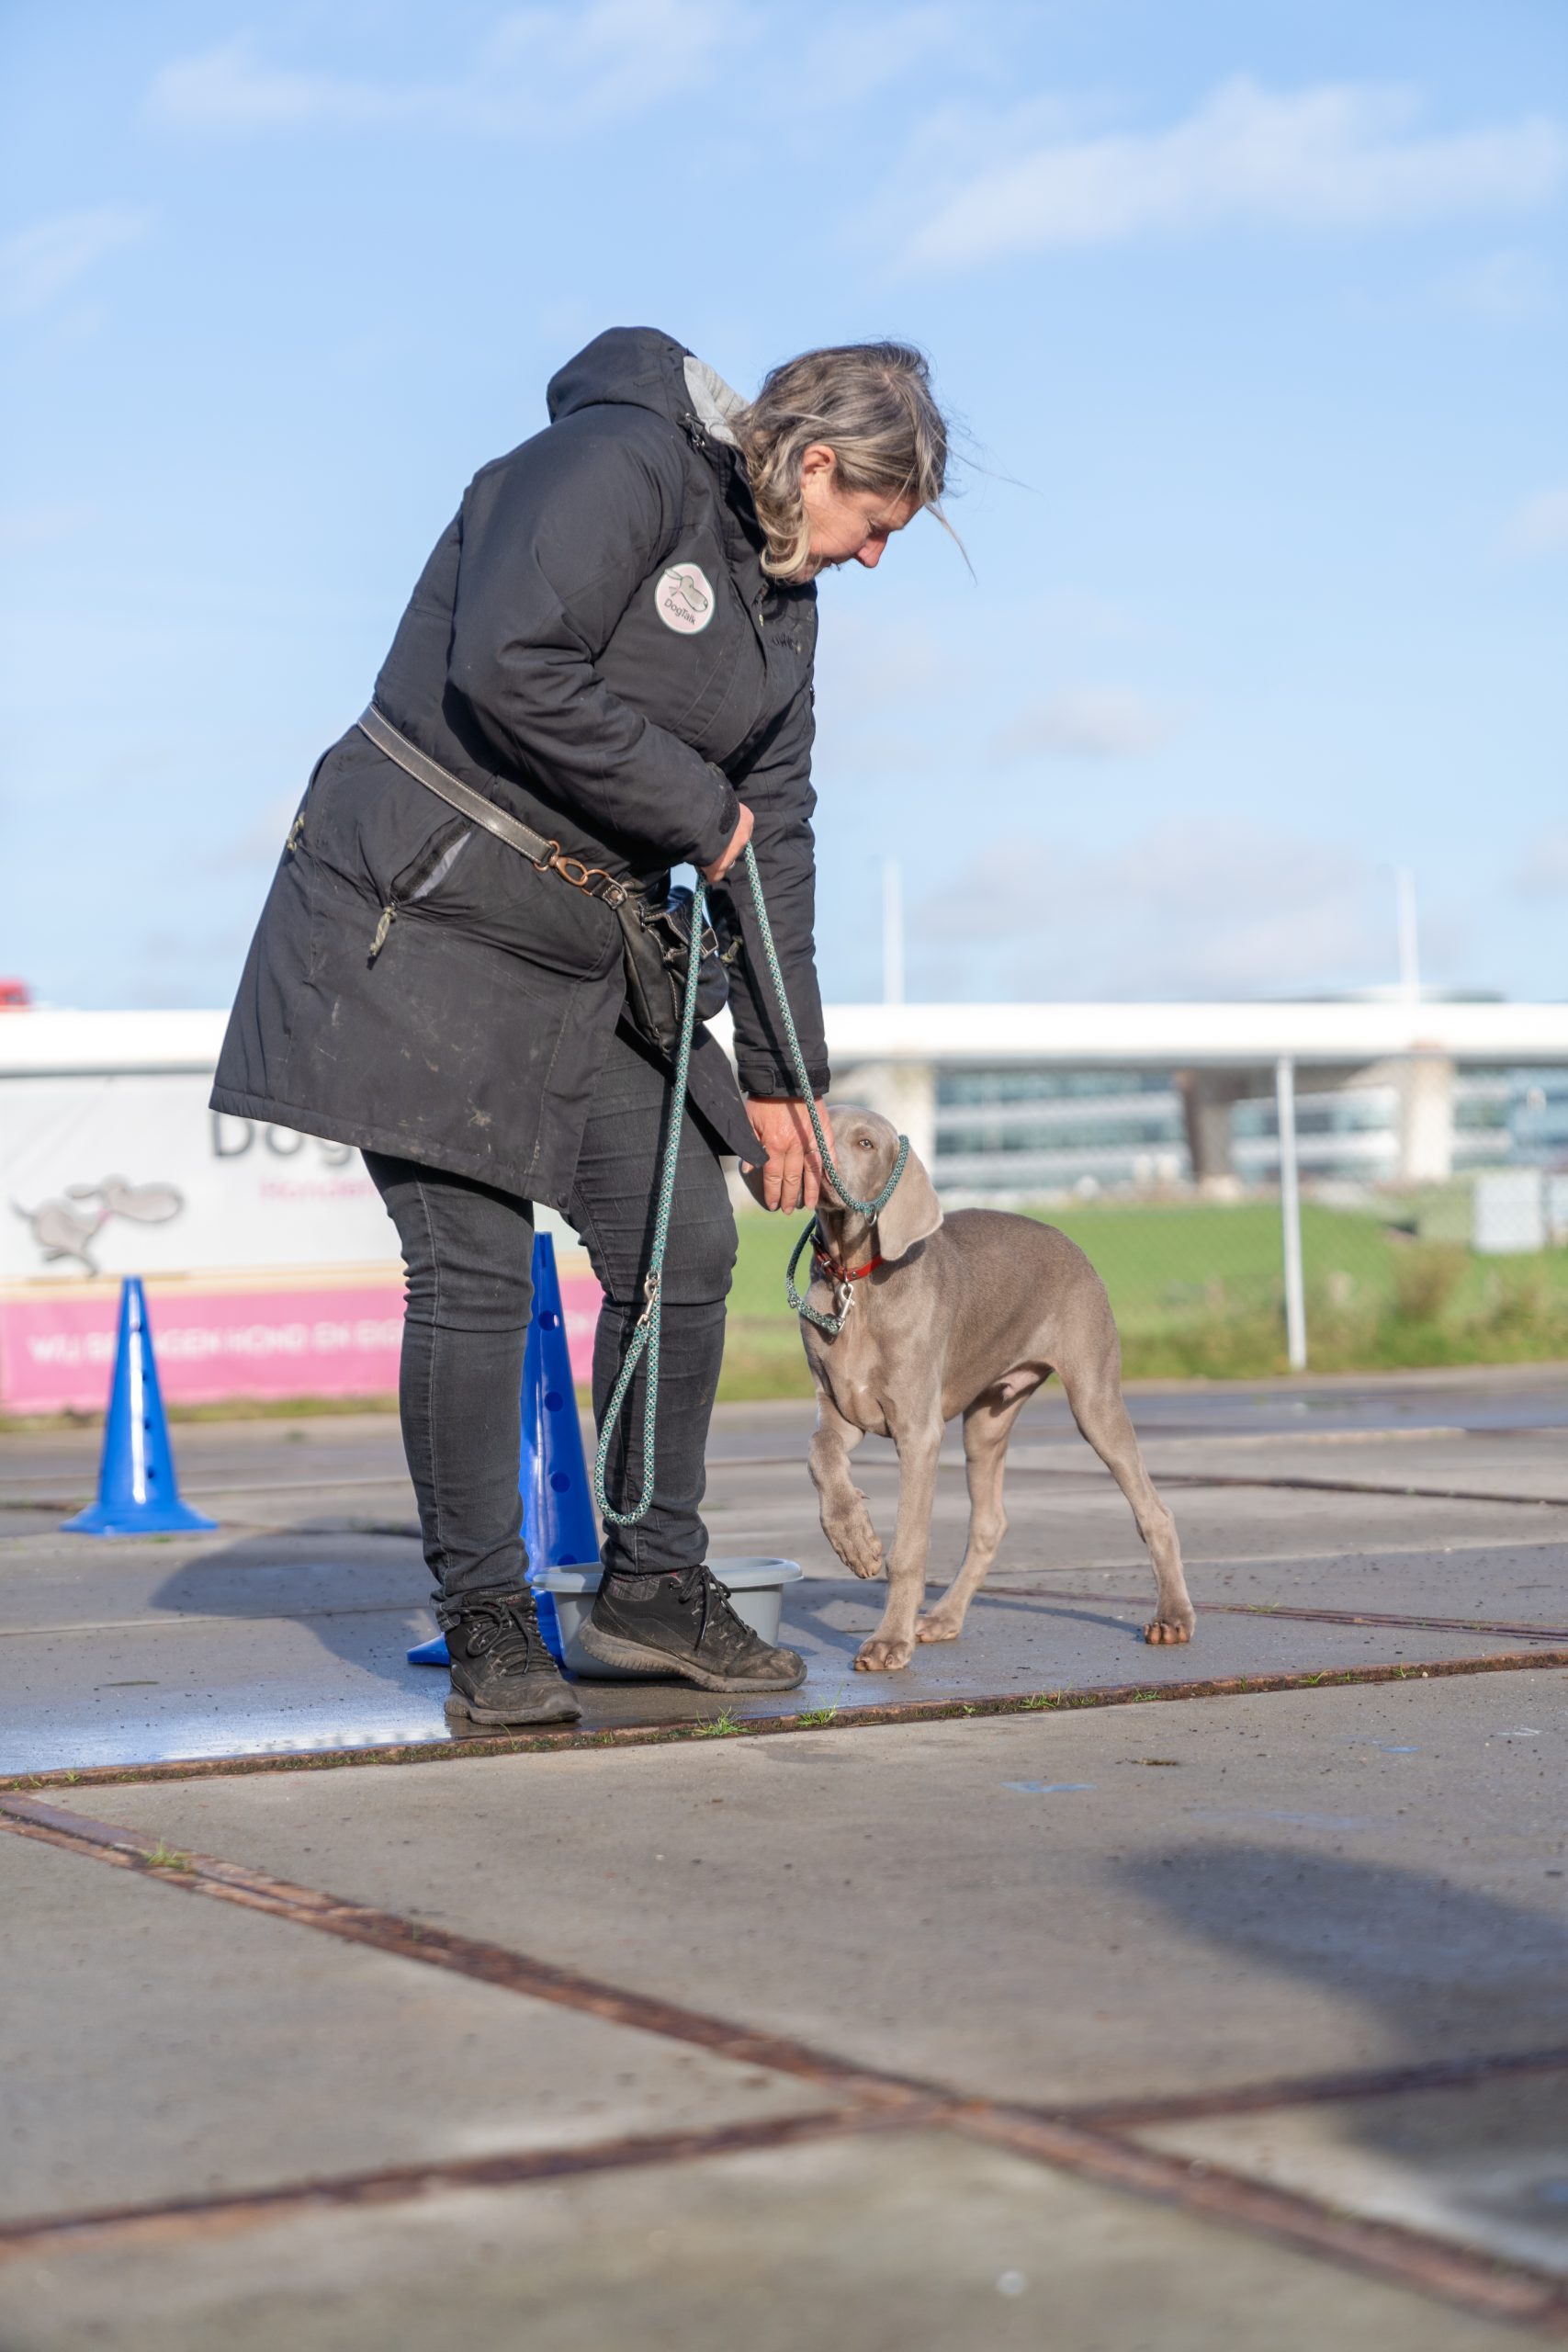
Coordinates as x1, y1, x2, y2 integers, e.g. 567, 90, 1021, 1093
744, 1097, 834, 1214
701, 801, 753, 884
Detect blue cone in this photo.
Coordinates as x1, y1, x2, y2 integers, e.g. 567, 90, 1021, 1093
409, 1231, 600, 1665
62, 1278, 218, 1537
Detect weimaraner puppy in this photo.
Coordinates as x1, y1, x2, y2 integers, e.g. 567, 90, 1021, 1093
800, 1107, 1195, 1673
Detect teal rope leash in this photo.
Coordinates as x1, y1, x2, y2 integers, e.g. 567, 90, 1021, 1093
737, 841, 908, 1340
785, 1217, 844, 1337
736, 844, 909, 1221
592, 843, 911, 1524
592, 875, 710, 1528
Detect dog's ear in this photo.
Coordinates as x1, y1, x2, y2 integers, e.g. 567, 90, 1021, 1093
874, 1141, 942, 1262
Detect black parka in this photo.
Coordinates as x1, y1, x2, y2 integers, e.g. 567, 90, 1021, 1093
210, 328, 829, 1208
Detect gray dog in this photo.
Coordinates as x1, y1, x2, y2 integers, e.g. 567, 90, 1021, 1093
799, 1107, 1195, 1673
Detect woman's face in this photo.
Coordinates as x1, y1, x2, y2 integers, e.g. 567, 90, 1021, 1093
794, 444, 919, 581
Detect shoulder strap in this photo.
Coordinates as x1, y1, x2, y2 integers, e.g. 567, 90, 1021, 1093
355, 706, 630, 907
355, 705, 557, 865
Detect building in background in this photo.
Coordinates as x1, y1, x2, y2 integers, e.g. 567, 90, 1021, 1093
3, 994, 1566, 1413
931, 1061, 1568, 1199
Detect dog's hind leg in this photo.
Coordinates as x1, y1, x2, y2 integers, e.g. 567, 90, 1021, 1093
915, 1381, 1032, 1645
1056, 1343, 1195, 1645
809, 1390, 884, 1582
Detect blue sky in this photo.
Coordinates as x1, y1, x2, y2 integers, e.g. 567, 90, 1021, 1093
2, 0, 1564, 1009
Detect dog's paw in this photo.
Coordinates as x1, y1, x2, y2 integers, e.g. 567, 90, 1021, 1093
1143, 1612, 1195, 1646
826, 1510, 885, 1581
915, 1609, 962, 1645
853, 1634, 913, 1673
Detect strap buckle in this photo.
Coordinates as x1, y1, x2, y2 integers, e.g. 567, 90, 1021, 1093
536, 842, 626, 903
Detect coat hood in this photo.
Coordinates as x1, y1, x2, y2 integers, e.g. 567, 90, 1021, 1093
546, 327, 746, 449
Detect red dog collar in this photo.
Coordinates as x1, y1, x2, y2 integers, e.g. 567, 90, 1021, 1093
813, 1245, 884, 1286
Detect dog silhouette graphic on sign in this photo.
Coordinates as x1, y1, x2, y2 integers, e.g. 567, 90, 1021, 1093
14, 1176, 185, 1273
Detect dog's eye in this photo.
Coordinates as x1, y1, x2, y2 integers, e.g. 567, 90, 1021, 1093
856, 1136, 874, 1150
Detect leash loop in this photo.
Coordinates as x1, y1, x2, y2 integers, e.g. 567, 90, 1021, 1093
736, 846, 908, 1219
785, 1217, 846, 1337
734, 842, 910, 1340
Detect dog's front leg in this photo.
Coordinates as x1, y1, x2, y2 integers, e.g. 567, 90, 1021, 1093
854, 1408, 943, 1674
808, 1392, 884, 1582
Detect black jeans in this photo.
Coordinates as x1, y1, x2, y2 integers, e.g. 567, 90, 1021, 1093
367, 1025, 739, 1603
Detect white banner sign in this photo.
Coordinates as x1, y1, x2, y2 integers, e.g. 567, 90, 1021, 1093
3, 1075, 396, 1282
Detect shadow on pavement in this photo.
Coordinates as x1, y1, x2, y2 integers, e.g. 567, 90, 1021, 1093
146, 1526, 430, 1692
1122, 1841, 1568, 2259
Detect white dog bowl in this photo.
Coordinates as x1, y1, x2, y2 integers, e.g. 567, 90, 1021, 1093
533, 1556, 804, 1679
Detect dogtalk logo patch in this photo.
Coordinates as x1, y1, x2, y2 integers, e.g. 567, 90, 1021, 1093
654, 564, 715, 635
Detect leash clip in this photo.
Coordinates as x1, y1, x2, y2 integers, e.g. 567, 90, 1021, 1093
538, 842, 624, 900
635, 1270, 661, 1331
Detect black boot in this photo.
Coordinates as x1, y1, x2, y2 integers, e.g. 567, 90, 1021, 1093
576, 1565, 806, 1692
441, 1589, 581, 1728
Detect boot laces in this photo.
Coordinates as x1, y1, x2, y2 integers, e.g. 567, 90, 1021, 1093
449, 1593, 540, 1675
671, 1564, 748, 1645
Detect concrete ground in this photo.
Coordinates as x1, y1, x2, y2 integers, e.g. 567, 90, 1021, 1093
2, 1365, 1566, 2346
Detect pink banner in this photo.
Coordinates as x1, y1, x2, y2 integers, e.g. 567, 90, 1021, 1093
0, 1274, 602, 1416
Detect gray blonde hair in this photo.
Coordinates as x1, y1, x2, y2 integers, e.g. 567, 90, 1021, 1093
734, 342, 951, 580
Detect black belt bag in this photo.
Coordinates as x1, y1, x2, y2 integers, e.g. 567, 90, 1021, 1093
619, 885, 739, 1056
355, 704, 738, 1057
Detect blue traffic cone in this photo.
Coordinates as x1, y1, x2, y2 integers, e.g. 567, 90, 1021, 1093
520, 1230, 603, 1578
409, 1232, 600, 1664
62, 1278, 218, 1537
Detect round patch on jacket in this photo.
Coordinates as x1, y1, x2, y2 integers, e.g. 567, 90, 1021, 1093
654, 564, 716, 635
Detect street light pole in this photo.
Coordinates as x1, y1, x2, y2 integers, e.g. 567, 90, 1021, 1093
882, 857, 905, 1006
1276, 1055, 1307, 1373
1395, 866, 1420, 1004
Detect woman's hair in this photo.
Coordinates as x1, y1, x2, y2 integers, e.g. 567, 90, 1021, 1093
734, 342, 951, 579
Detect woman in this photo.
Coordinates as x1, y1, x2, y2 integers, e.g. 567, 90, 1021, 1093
213, 327, 949, 1728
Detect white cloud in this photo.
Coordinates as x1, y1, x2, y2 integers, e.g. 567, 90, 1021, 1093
0, 207, 151, 319
148, 5, 754, 136
1512, 830, 1568, 898
485, 0, 751, 121
917, 821, 1384, 998
831, 618, 966, 706
1440, 246, 1551, 322
1506, 485, 1568, 557
148, 39, 412, 130
811, 616, 974, 765
0, 503, 95, 556
800, 5, 968, 99
901, 78, 1567, 268
1030, 589, 1141, 644
992, 688, 1179, 760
